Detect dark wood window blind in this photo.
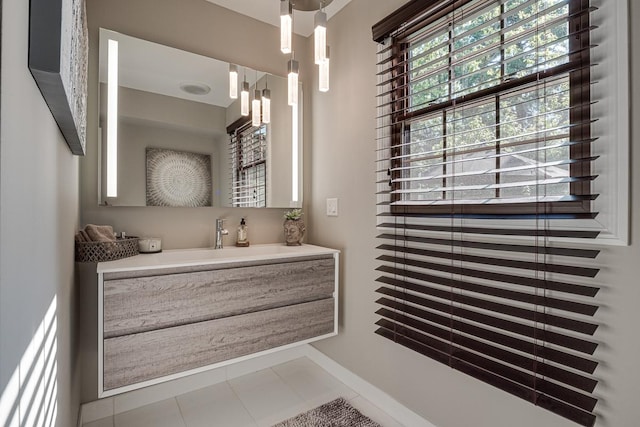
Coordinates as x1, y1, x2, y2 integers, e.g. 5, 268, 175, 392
374, 0, 595, 216
373, 1, 601, 426
228, 119, 267, 207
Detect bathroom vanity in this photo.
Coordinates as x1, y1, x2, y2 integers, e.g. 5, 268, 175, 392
96, 244, 339, 397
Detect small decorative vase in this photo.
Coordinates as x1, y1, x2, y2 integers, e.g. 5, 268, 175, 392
284, 219, 305, 246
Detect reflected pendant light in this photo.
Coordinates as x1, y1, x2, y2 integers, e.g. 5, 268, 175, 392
252, 89, 261, 127
314, 4, 327, 64
241, 78, 250, 116
229, 64, 238, 99
288, 57, 299, 106
319, 46, 330, 92
262, 83, 271, 124
280, 0, 292, 54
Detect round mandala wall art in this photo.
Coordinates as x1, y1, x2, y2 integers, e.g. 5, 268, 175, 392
146, 147, 212, 207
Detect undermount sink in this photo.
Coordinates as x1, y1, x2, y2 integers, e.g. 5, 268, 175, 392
96, 243, 339, 273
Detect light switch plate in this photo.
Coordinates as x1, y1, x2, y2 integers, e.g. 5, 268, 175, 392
326, 198, 338, 217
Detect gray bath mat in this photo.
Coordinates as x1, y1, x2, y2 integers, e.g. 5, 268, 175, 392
272, 397, 383, 427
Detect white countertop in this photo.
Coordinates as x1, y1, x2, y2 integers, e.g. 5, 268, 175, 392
97, 243, 339, 273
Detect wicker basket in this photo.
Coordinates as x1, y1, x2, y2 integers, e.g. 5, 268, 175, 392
75, 237, 139, 263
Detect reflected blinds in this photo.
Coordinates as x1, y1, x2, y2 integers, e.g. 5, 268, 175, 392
229, 121, 267, 207
373, 1, 602, 426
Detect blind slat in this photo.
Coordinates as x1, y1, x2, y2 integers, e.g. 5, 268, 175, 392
377, 60, 593, 119
378, 242, 599, 278
391, 157, 597, 186
383, 323, 597, 413
375, 320, 597, 412
376, 269, 598, 316
376, 222, 601, 240
376, 233, 600, 259
376, 293, 597, 355
376, 279, 598, 336
376, 311, 597, 393
383, 139, 597, 175
376, 327, 596, 426
397, 17, 594, 91
377, 259, 597, 300
390, 175, 596, 197
375, 301, 598, 374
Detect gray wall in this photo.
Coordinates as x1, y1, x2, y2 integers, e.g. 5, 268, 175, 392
82, 0, 311, 249
110, 120, 224, 207
0, 1, 81, 427
308, 0, 640, 426
99, 85, 227, 207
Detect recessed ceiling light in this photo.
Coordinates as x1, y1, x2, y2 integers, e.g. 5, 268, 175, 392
179, 82, 211, 95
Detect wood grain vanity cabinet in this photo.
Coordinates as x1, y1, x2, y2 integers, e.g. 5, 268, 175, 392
97, 245, 339, 397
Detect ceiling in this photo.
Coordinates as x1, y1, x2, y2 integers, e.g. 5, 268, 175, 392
204, 0, 352, 37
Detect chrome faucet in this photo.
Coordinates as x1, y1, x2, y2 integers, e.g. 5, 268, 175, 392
214, 218, 228, 249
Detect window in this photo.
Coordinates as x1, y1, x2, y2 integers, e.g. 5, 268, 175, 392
372, 1, 611, 426
229, 121, 267, 208
377, 0, 594, 217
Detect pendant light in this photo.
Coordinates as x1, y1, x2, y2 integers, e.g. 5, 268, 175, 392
240, 71, 250, 116
252, 88, 261, 127
319, 46, 330, 92
229, 64, 238, 99
280, 0, 292, 54
280, 0, 333, 99
314, 2, 327, 65
288, 55, 299, 106
262, 78, 271, 124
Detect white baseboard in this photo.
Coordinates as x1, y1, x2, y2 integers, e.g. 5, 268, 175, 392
303, 345, 437, 427
80, 344, 435, 427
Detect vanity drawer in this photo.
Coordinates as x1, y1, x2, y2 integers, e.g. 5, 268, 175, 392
103, 257, 335, 338
103, 298, 335, 390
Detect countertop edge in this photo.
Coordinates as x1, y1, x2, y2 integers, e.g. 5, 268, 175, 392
97, 243, 340, 273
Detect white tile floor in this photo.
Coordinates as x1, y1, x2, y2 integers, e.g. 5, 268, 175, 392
83, 357, 404, 427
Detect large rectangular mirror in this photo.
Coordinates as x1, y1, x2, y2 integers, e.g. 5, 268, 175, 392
97, 29, 303, 208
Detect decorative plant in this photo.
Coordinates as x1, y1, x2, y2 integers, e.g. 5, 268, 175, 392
284, 209, 303, 221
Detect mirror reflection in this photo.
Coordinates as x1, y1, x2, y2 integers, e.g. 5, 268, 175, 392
98, 29, 302, 208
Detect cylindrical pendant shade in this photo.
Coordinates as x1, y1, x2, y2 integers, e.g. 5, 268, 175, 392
288, 59, 299, 106
252, 89, 261, 127
280, 0, 292, 54
314, 10, 327, 64
240, 81, 250, 116
319, 46, 330, 92
229, 64, 238, 99
262, 88, 271, 124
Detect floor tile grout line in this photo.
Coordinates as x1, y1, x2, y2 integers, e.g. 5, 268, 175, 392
269, 366, 309, 404
274, 357, 361, 405
173, 396, 188, 427
226, 379, 259, 427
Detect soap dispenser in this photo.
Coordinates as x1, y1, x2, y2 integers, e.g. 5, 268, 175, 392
236, 218, 249, 247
